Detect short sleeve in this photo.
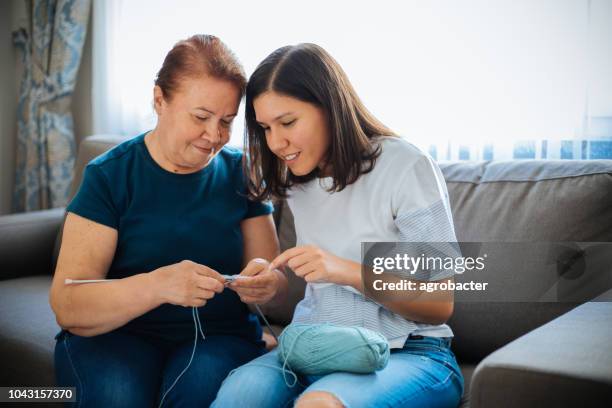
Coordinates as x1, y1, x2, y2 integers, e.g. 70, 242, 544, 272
392, 154, 460, 281
392, 154, 456, 241
229, 148, 274, 220
245, 198, 274, 219
66, 164, 119, 229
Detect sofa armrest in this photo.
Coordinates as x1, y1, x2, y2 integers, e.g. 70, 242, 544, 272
0, 208, 65, 280
470, 293, 612, 408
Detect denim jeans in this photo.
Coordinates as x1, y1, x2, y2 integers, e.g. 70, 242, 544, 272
54, 329, 265, 407
212, 335, 464, 408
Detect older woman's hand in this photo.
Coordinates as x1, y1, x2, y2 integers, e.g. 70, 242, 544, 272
228, 258, 281, 304
151, 260, 225, 307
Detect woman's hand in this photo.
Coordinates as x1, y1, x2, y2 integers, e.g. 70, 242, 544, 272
270, 245, 362, 288
228, 258, 282, 304
151, 260, 225, 307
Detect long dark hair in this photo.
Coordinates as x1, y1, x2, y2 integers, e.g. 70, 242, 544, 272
245, 43, 396, 200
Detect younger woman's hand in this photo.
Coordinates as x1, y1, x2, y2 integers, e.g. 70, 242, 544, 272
151, 260, 225, 307
270, 245, 360, 287
228, 258, 281, 304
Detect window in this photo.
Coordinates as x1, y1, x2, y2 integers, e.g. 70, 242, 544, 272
93, 0, 612, 160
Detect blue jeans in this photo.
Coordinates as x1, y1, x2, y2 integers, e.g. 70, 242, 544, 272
212, 335, 464, 408
54, 329, 265, 407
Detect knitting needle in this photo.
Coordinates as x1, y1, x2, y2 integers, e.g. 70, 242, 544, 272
66, 276, 246, 285
65, 278, 117, 284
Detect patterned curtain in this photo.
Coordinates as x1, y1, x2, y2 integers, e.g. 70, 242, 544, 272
12, 0, 91, 212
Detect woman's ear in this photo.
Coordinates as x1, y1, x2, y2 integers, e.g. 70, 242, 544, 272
153, 85, 165, 115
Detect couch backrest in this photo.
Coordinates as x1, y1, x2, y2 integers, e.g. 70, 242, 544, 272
439, 160, 612, 362
62, 136, 612, 363
441, 160, 612, 242
69, 135, 131, 199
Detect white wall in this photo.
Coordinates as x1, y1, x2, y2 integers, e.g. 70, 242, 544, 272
0, 0, 92, 215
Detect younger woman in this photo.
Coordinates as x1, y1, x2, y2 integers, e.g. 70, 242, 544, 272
214, 43, 464, 408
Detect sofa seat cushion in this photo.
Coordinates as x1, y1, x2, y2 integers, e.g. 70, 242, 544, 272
0, 275, 58, 386
460, 363, 476, 407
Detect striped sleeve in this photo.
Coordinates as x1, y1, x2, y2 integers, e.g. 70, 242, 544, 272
392, 155, 460, 281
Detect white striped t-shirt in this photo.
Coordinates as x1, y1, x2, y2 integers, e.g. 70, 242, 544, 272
287, 136, 458, 349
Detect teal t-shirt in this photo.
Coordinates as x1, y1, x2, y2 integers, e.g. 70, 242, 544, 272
66, 133, 273, 343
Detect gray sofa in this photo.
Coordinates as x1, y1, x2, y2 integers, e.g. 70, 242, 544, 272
1, 135, 611, 407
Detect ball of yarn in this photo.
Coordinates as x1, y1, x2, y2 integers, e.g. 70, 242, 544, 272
277, 323, 390, 376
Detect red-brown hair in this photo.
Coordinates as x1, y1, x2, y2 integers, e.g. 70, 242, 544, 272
155, 34, 246, 100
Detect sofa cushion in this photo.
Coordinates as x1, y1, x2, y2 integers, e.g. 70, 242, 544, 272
460, 364, 476, 408
0, 209, 64, 280
440, 160, 612, 242
69, 135, 132, 200
470, 301, 612, 407
0, 275, 58, 386
440, 160, 612, 363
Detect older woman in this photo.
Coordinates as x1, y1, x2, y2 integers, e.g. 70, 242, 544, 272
50, 35, 288, 407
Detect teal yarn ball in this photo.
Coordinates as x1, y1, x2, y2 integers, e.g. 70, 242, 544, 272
277, 323, 390, 376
